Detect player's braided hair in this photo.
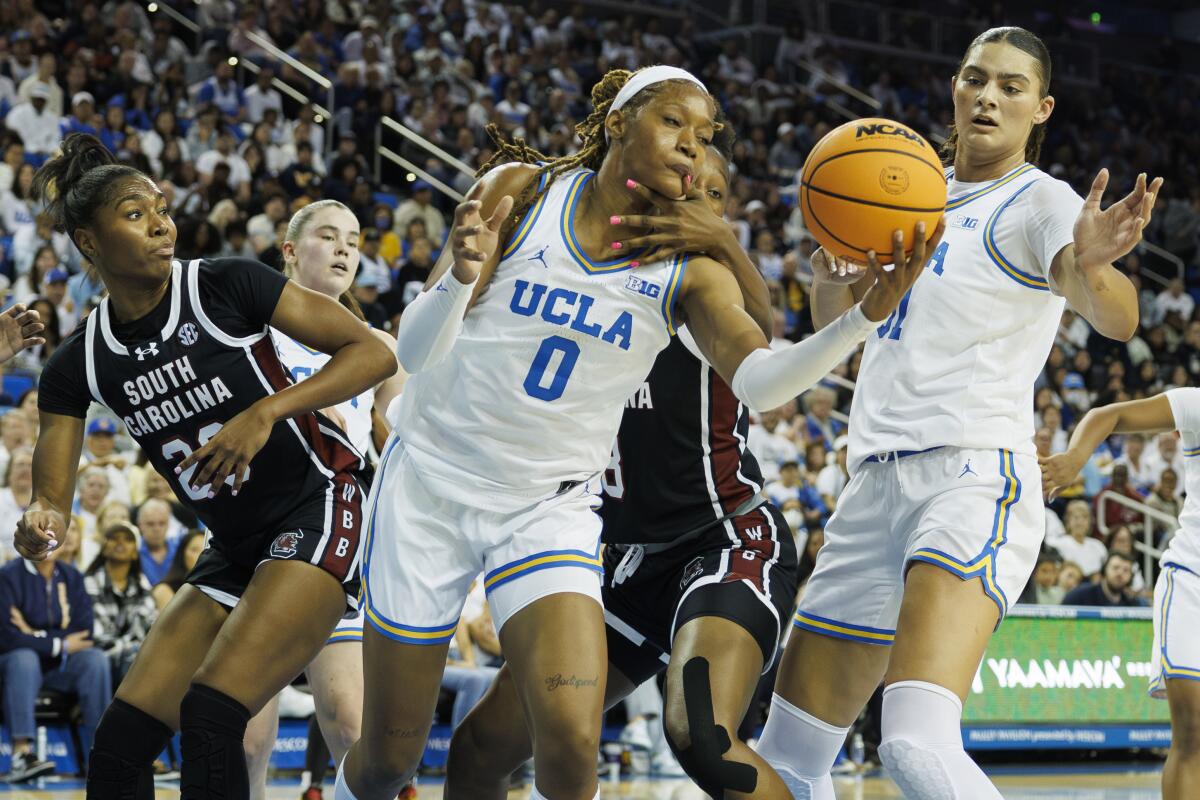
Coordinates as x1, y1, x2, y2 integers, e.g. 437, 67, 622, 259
940, 26, 1052, 167
478, 69, 720, 245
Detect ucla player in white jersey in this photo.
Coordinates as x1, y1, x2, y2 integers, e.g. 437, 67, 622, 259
754, 27, 1163, 800
336, 65, 936, 800
1042, 392, 1200, 799
242, 200, 407, 800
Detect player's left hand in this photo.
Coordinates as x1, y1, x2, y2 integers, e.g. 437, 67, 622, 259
175, 403, 273, 498
612, 178, 728, 264
0, 304, 45, 364
1038, 451, 1086, 501
1072, 170, 1164, 270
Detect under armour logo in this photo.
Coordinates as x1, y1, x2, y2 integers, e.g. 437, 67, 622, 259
529, 246, 550, 268
178, 322, 199, 346
134, 342, 160, 361
958, 461, 977, 478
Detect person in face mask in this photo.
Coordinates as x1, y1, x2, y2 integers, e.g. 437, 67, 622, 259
370, 201, 402, 266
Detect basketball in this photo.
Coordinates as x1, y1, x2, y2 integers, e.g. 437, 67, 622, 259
800, 117, 947, 263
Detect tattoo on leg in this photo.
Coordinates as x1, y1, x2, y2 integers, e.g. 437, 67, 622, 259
544, 673, 599, 692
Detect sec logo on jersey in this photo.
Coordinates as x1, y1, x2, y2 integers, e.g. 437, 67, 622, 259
178, 322, 200, 346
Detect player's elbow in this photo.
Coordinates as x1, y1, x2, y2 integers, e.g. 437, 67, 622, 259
363, 331, 399, 383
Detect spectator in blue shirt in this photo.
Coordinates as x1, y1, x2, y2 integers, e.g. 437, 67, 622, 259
803, 386, 846, 450
136, 498, 178, 587
766, 460, 829, 530
0, 547, 112, 781
59, 92, 101, 139
195, 59, 246, 126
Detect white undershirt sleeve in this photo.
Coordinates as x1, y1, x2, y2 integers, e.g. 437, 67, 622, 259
392, 270, 477, 374
731, 303, 876, 412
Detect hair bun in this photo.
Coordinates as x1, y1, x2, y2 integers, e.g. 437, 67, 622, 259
590, 69, 632, 108
57, 134, 117, 191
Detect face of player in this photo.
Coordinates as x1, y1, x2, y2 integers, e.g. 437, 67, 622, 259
951, 41, 1053, 166
612, 83, 716, 200
695, 150, 730, 217
77, 176, 176, 288
287, 205, 361, 299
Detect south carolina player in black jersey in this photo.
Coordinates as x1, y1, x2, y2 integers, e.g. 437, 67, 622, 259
444, 144, 802, 799
17, 135, 395, 799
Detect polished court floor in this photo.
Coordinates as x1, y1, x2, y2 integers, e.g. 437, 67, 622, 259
0, 770, 1165, 798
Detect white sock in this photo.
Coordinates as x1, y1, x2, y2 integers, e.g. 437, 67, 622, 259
528, 788, 599, 800
753, 693, 845, 800
333, 756, 360, 800
878, 681, 1002, 800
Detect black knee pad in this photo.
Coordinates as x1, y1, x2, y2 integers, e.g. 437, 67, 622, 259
665, 658, 758, 799
87, 699, 174, 800
179, 684, 252, 800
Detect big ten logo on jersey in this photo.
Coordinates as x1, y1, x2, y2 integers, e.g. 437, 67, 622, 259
949, 214, 979, 230
623, 274, 661, 298
509, 279, 633, 351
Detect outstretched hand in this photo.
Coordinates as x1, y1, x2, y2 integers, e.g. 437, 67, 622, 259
1073, 170, 1163, 271
450, 182, 514, 283
0, 304, 45, 364
810, 247, 869, 285
859, 217, 946, 323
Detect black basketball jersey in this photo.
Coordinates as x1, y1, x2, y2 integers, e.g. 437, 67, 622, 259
40, 258, 364, 547
600, 332, 765, 545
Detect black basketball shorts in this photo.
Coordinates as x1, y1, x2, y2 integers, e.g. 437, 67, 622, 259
602, 501, 799, 686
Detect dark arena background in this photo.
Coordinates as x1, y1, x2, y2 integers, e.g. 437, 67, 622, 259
0, 0, 1197, 796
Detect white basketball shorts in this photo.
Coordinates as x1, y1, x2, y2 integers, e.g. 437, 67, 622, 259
361, 435, 604, 645
1150, 563, 1200, 698
795, 446, 1043, 645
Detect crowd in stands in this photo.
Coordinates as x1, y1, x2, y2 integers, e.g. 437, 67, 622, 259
0, 1, 1193, 771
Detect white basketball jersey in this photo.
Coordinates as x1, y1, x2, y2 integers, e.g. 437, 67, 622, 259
1163, 388, 1200, 573
271, 328, 374, 454
394, 167, 687, 511
849, 163, 1082, 472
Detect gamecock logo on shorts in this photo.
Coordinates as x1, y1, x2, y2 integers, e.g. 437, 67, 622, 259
270, 531, 304, 558
680, 556, 705, 590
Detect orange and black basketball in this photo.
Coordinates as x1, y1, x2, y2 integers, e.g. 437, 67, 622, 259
800, 117, 947, 263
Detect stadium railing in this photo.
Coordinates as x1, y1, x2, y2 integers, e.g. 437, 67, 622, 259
1095, 489, 1174, 581
373, 115, 473, 203
241, 30, 336, 156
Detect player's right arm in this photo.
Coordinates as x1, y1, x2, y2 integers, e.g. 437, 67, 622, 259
16, 411, 85, 560
394, 164, 536, 374
682, 223, 938, 412
1041, 393, 1179, 499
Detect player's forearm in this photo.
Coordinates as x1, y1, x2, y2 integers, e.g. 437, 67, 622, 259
711, 232, 773, 339
394, 270, 476, 373
260, 337, 394, 424
809, 276, 859, 331
1062, 406, 1120, 472
731, 303, 874, 412
1072, 263, 1139, 342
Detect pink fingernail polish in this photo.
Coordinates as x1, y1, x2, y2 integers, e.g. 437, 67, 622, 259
626, 179, 637, 189
610, 215, 621, 225
611, 242, 622, 250
174, 467, 181, 475
630, 260, 640, 268
207, 490, 215, 499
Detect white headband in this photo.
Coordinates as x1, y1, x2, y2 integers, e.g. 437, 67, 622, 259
605, 65, 709, 142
